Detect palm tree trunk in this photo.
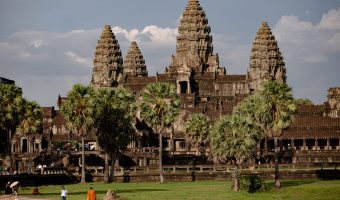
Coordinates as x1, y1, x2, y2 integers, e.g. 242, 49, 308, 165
231, 167, 240, 191
274, 136, 281, 189
81, 135, 86, 183
109, 155, 115, 183
159, 133, 164, 183
7, 129, 14, 174
104, 153, 109, 183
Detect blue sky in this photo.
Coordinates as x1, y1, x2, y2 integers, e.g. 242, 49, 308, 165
0, 0, 340, 107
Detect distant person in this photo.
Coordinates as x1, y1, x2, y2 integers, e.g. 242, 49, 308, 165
5, 182, 11, 194
32, 186, 41, 195
87, 187, 96, 200
60, 185, 67, 200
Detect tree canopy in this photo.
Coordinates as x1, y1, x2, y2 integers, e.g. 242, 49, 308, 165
60, 83, 94, 183
0, 84, 23, 133
92, 87, 136, 183
17, 99, 43, 137
186, 113, 211, 154
140, 82, 180, 183
210, 80, 296, 191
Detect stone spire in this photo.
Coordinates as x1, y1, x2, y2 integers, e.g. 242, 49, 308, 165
325, 87, 340, 118
248, 21, 286, 92
91, 25, 123, 88
168, 0, 220, 74
123, 41, 148, 77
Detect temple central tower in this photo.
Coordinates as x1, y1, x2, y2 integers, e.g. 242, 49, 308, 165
168, 0, 220, 76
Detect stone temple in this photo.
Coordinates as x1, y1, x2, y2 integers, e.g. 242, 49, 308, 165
5, 0, 340, 171
88, 0, 340, 165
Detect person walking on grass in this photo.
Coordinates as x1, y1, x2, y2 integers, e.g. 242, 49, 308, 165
61, 185, 67, 200
87, 187, 96, 200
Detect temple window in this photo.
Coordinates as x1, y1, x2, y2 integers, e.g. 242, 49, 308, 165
179, 81, 188, 94
179, 141, 186, 150
22, 138, 28, 153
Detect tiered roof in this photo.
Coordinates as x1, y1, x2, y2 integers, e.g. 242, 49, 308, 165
169, 0, 219, 74
123, 41, 148, 77
248, 22, 286, 91
91, 25, 123, 88
177, 0, 212, 61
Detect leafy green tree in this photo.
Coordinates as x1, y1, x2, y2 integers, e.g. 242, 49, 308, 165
92, 87, 136, 183
294, 98, 313, 105
140, 82, 180, 183
185, 113, 211, 155
256, 81, 296, 189
0, 84, 23, 155
17, 99, 43, 153
210, 94, 263, 191
60, 84, 94, 183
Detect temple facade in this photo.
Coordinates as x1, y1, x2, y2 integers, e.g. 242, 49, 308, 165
5, 0, 340, 170
89, 0, 340, 165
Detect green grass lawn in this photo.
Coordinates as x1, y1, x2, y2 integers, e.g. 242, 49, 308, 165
11, 179, 340, 200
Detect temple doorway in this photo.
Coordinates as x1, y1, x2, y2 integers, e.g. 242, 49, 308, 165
179, 81, 188, 94
22, 138, 28, 153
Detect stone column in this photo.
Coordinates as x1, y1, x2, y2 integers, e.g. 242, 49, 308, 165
326, 138, 330, 150
291, 139, 296, 166
176, 81, 181, 94
303, 138, 306, 150
291, 139, 295, 150
29, 139, 33, 154
314, 139, 319, 150
20, 138, 23, 153
27, 138, 30, 153
11, 143, 14, 154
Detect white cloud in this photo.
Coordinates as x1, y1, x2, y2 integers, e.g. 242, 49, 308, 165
64, 51, 91, 66
112, 26, 140, 42
273, 13, 340, 60
30, 40, 46, 48
273, 8, 340, 104
274, 15, 314, 45
112, 25, 177, 45
318, 8, 340, 30
142, 25, 177, 44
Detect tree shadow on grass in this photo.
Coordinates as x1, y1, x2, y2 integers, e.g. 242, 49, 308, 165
115, 188, 168, 194
266, 179, 316, 189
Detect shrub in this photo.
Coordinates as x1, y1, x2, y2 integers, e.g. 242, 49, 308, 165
240, 175, 268, 193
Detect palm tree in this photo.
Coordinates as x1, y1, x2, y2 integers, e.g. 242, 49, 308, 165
60, 84, 94, 183
0, 84, 23, 152
0, 84, 23, 172
17, 99, 43, 154
140, 82, 180, 183
210, 94, 263, 191
92, 87, 136, 183
294, 98, 313, 105
185, 113, 211, 155
256, 80, 296, 189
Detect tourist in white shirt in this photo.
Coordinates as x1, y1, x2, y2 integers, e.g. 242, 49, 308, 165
60, 186, 67, 200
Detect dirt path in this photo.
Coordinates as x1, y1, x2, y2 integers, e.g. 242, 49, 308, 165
0, 195, 50, 200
